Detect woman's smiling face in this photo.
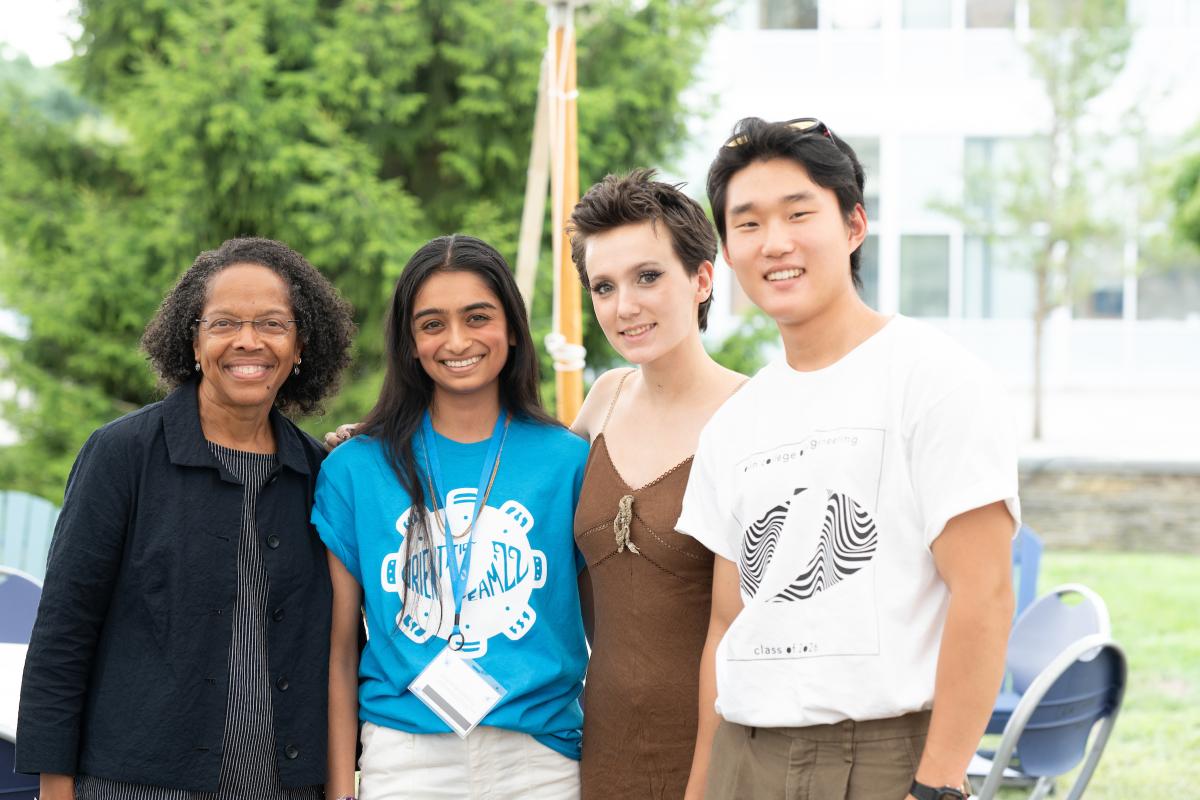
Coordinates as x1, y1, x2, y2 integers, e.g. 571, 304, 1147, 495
411, 270, 513, 403
193, 263, 301, 414
584, 220, 712, 365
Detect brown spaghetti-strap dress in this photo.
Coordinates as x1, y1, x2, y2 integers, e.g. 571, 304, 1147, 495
575, 371, 715, 800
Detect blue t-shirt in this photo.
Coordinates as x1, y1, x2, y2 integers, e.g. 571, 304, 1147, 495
313, 416, 590, 759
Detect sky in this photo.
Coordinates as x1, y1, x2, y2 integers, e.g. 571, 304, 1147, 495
0, 0, 80, 67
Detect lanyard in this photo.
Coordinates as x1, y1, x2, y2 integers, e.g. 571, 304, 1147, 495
420, 409, 510, 650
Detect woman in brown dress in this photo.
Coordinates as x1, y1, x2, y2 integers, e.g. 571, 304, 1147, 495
568, 171, 746, 799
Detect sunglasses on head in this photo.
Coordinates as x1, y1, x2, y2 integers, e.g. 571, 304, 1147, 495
724, 117, 835, 148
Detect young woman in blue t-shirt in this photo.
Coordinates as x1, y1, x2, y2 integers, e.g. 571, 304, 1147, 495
314, 235, 590, 800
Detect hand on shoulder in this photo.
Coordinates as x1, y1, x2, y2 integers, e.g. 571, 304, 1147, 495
322, 422, 362, 452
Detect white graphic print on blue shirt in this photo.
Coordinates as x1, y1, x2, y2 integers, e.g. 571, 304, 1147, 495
384, 488, 546, 656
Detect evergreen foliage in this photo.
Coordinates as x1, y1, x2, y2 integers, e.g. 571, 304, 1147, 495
0, 0, 721, 501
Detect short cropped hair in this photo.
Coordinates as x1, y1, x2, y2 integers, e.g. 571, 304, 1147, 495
568, 168, 717, 331
142, 237, 356, 416
707, 117, 867, 287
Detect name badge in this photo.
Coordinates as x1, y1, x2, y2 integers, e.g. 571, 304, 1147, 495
409, 646, 507, 738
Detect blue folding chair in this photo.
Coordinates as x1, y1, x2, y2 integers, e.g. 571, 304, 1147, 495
985, 583, 1110, 736
975, 634, 1127, 800
0, 568, 41, 645
0, 491, 61, 582
1012, 525, 1042, 619
0, 567, 41, 799
0, 736, 38, 799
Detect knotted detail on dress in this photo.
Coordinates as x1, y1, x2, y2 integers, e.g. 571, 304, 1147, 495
613, 494, 640, 554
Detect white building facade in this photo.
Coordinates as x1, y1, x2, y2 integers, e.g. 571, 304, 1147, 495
675, 0, 1200, 456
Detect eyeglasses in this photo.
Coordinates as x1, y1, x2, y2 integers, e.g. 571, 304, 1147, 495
724, 117, 835, 148
195, 317, 299, 337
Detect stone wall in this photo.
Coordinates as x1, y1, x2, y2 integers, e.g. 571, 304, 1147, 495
1019, 460, 1200, 554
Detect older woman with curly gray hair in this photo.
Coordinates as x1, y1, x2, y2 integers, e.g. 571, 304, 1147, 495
17, 237, 355, 800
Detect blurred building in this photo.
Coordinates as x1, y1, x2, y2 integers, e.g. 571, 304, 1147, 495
676, 0, 1200, 455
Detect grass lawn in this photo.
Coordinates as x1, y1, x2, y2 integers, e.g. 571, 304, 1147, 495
992, 551, 1199, 799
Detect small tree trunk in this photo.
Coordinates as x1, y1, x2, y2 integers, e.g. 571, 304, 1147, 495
1032, 251, 1052, 441
1032, 301, 1044, 441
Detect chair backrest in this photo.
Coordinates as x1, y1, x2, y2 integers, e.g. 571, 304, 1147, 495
0, 736, 39, 798
1011, 525, 1042, 618
0, 491, 60, 582
979, 635, 1126, 800
0, 568, 42, 645
1016, 641, 1125, 776
1007, 583, 1110, 695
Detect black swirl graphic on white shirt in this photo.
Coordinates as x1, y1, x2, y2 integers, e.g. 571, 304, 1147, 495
770, 491, 878, 603
739, 487, 804, 599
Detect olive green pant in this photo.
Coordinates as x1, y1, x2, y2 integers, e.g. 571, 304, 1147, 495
705, 710, 934, 800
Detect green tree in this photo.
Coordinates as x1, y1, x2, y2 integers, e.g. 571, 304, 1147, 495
0, 52, 95, 121
945, 0, 1131, 440
708, 309, 778, 376
1173, 133, 1200, 247
0, 0, 721, 502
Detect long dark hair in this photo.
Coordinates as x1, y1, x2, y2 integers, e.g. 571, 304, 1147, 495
361, 234, 557, 629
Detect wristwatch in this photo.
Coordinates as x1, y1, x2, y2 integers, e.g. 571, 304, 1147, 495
909, 780, 966, 800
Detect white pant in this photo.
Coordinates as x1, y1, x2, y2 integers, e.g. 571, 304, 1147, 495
359, 721, 581, 800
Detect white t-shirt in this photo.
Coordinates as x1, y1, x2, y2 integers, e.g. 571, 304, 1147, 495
677, 315, 1020, 727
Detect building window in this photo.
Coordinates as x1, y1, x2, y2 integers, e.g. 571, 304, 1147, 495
963, 236, 1036, 318
899, 135, 957, 230
1137, 235, 1200, 320
1138, 266, 1200, 320
1030, 0, 1126, 28
964, 137, 1000, 222
1071, 240, 1125, 319
858, 234, 880, 309
760, 0, 818, 29
843, 136, 881, 220
901, 235, 950, 317
831, 0, 883, 29
966, 0, 1015, 27
964, 136, 1042, 227
904, 0, 952, 28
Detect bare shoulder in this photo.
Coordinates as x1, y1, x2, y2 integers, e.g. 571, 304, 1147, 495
718, 364, 748, 389
710, 364, 750, 402
572, 367, 637, 441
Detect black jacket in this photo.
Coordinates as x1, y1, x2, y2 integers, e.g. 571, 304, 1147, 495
16, 380, 332, 791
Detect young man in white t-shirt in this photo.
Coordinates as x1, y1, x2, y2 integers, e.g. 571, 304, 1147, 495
677, 117, 1020, 800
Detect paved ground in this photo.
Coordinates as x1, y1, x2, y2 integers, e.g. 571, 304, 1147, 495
1007, 386, 1200, 467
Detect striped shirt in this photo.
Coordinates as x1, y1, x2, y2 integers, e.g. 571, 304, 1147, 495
76, 444, 322, 800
